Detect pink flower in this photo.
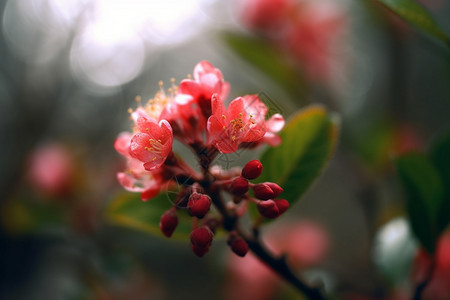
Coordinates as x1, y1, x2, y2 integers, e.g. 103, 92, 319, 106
27, 143, 74, 197
177, 61, 230, 117
207, 94, 266, 153
129, 116, 173, 171
114, 132, 164, 201
239, 0, 294, 33
283, 1, 346, 81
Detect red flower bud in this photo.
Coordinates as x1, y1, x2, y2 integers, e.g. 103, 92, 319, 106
230, 177, 249, 196
242, 160, 263, 180
257, 199, 280, 219
188, 192, 211, 218
266, 182, 283, 197
253, 182, 283, 200
230, 237, 249, 257
159, 209, 178, 238
274, 199, 289, 215
190, 226, 214, 257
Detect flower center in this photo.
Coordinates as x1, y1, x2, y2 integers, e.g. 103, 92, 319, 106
131, 79, 178, 120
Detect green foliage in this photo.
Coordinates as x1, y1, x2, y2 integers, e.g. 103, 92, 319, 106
258, 105, 339, 207
223, 32, 308, 104
1, 198, 64, 234
376, 0, 450, 47
396, 132, 450, 253
106, 191, 192, 239
430, 133, 450, 232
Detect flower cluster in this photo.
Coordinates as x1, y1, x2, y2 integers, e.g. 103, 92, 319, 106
115, 61, 286, 257
238, 0, 347, 81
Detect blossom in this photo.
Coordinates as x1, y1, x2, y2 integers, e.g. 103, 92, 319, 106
129, 116, 173, 171
177, 61, 230, 117
114, 132, 164, 201
207, 94, 266, 153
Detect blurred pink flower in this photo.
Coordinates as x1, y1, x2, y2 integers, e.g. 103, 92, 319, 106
224, 221, 329, 300
283, 1, 346, 81
239, 0, 294, 33
237, 0, 347, 82
27, 143, 74, 197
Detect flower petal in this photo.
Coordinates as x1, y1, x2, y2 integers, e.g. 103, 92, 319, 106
263, 132, 282, 146
143, 156, 165, 171
266, 114, 285, 132
129, 133, 155, 162
227, 97, 245, 121
215, 139, 239, 154
114, 132, 132, 157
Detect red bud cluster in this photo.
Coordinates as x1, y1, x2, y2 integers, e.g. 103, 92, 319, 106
253, 182, 283, 200
257, 199, 290, 219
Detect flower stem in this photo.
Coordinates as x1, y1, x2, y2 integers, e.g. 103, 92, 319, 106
204, 176, 325, 300
243, 233, 326, 300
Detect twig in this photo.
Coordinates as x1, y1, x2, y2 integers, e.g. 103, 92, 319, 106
201, 165, 326, 300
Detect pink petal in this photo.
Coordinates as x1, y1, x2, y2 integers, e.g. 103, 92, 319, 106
117, 172, 146, 192
177, 80, 201, 103
215, 139, 239, 154
131, 107, 150, 125
129, 133, 155, 162
175, 93, 194, 105
198, 73, 221, 97
211, 94, 226, 117
220, 82, 230, 100
263, 132, 282, 146
158, 120, 173, 156
243, 95, 268, 121
114, 132, 132, 157
143, 156, 165, 171
243, 125, 266, 142
136, 116, 162, 136
227, 97, 245, 120
266, 114, 285, 133
207, 115, 226, 138
193, 61, 216, 80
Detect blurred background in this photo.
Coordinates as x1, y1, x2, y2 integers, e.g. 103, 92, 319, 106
1, 0, 449, 299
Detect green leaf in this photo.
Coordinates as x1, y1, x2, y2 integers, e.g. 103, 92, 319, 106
396, 153, 444, 253
223, 32, 308, 104
430, 132, 450, 232
105, 191, 192, 239
376, 0, 450, 47
257, 105, 339, 208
